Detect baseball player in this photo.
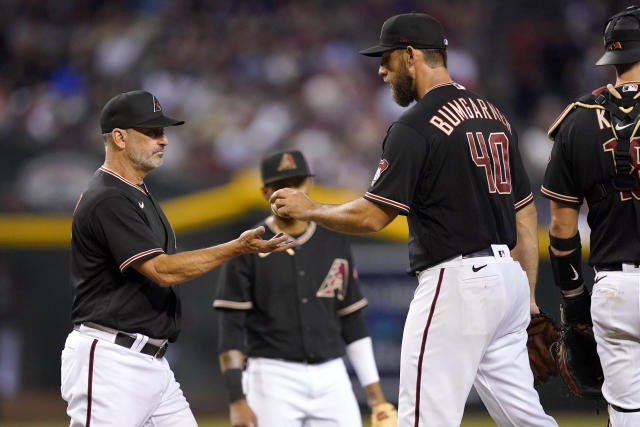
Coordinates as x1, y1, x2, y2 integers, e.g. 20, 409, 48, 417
542, 6, 640, 425
213, 149, 397, 427
270, 13, 557, 427
60, 90, 293, 427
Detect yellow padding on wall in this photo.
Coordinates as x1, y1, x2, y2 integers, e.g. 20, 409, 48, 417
0, 170, 409, 248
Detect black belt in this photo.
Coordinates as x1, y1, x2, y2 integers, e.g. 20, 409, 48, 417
114, 334, 168, 359
462, 247, 494, 258
413, 247, 496, 275
74, 324, 168, 359
595, 262, 640, 272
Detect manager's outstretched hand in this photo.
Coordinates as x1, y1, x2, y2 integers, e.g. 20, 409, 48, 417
236, 226, 295, 254
269, 188, 318, 220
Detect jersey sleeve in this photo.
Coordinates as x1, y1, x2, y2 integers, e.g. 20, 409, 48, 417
212, 255, 254, 310
364, 122, 428, 215
541, 126, 583, 205
92, 196, 165, 272
509, 132, 534, 211
337, 245, 368, 317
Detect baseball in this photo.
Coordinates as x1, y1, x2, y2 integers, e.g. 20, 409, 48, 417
271, 202, 278, 216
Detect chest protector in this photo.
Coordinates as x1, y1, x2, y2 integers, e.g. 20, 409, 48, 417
593, 84, 640, 191
549, 84, 640, 204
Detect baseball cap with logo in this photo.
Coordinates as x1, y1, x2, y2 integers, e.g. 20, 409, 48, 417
260, 150, 313, 185
359, 12, 448, 57
596, 6, 640, 66
100, 90, 184, 133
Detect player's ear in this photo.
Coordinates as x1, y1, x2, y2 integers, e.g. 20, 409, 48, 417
261, 185, 273, 202
111, 128, 127, 149
300, 177, 313, 193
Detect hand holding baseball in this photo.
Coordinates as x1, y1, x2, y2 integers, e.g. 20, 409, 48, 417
269, 188, 316, 220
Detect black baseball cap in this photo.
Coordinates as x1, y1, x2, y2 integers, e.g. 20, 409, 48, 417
260, 150, 313, 185
100, 90, 184, 133
596, 6, 640, 66
359, 12, 448, 57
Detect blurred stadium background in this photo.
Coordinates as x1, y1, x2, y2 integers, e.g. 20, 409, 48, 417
0, 0, 628, 424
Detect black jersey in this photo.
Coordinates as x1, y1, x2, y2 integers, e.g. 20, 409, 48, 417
213, 218, 367, 363
70, 167, 180, 341
364, 82, 533, 272
542, 84, 640, 266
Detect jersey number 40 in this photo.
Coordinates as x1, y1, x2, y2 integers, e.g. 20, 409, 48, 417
467, 131, 511, 194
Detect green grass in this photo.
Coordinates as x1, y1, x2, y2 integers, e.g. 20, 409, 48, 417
0, 413, 609, 427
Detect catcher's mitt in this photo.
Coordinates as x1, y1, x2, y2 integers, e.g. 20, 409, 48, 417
551, 323, 604, 399
371, 402, 398, 427
527, 311, 560, 385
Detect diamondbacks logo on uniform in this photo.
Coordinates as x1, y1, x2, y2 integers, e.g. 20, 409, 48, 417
277, 153, 297, 171
316, 258, 348, 301
371, 159, 389, 186
152, 96, 162, 112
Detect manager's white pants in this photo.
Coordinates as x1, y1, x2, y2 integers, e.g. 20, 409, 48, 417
244, 357, 361, 427
60, 327, 196, 427
592, 266, 640, 427
398, 247, 557, 427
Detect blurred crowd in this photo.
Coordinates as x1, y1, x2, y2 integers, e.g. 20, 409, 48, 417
0, 0, 626, 219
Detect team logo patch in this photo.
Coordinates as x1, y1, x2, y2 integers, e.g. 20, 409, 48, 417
152, 96, 162, 112
607, 41, 622, 51
316, 258, 348, 301
277, 153, 297, 171
622, 84, 639, 93
371, 159, 389, 186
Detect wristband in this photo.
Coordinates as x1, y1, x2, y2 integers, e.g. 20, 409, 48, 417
222, 368, 245, 403
345, 337, 380, 387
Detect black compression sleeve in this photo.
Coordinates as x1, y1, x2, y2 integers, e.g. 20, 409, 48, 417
340, 309, 369, 345
217, 309, 246, 353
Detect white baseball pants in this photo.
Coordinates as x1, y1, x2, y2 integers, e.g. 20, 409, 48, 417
60, 326, 197, 427
398, 246, 557, 427
244, 357, 361, 427
592, 266, 640, 426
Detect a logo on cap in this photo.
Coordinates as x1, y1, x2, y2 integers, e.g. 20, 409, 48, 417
399, 36, 409, 43
152, 96, 162, 112
607, 41, 622, 51
277, 153, 297, 171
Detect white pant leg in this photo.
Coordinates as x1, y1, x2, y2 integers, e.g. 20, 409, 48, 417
591, 270, 640, 425
473, 262, 556, 427
245, 358, 308, 427
306, 359, 361, 427
143, 359, 197, 427
61, 330, 195, 427
399, 260, 508, 427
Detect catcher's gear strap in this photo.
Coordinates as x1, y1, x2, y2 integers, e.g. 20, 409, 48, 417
547, 87, 606, 140
561, 289, 592, 325
549, 242, 584, 291
549, 231, 581, 252
345, 337, 380, 387
222, 368, 245, 403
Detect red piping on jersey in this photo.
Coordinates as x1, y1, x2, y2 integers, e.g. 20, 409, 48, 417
425, 81, 456, 95
86, 339, 98, 427
414, 268, 445, 427
119, 248, 164, 271
540, 186, 581, 204
514, 193, 534, 210
364, 192, 410, 212
99, 166, 147, 195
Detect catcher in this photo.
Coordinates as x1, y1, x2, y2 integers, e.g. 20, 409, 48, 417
213, 150, 397, 427
538, 8, 640, 425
